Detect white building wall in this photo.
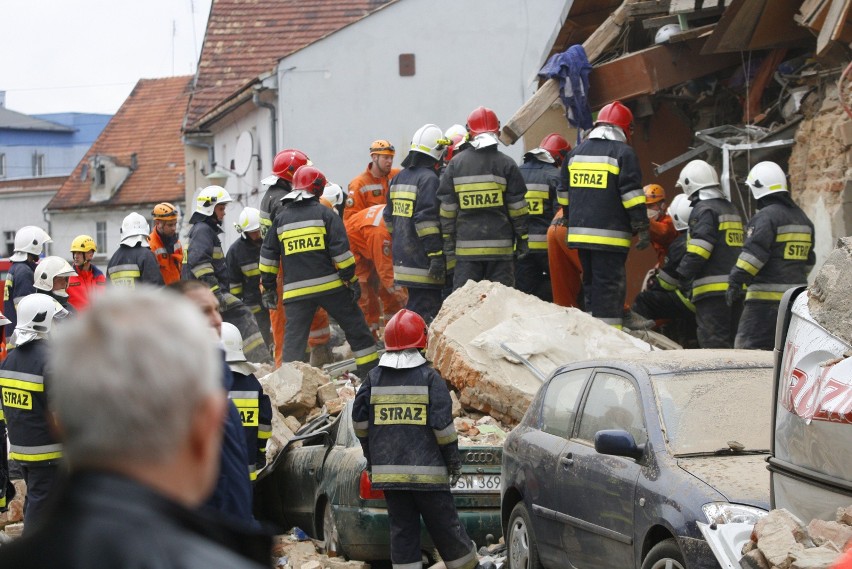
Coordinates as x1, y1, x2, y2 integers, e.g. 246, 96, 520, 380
0, 191, 55, 257
46, 209, 131, 264
275, 0, 569, 187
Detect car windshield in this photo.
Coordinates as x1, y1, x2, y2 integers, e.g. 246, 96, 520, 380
651, 369, 772, 456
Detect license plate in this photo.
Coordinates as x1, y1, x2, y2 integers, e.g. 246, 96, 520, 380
452, 473, 501, 493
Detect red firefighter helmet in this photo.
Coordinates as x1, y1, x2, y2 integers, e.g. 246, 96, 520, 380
384, 309, 428, 351
466, 106, 500, 136
595, 101, 634, 138
269, 149, 311, 183
291, 165, 327, 197
539, 133, 571, 164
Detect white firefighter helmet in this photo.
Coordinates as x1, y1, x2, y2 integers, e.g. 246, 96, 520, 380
670, 193, 693, 231
33, 256, 76, 297
195, 185, 233, 216
322, 183, 345, 208
676, 160, 720, 199
11, 293, 68, 346
221, 322, 246, 363
10, 226, 52, 262
235, 207, 261, 235
410, 124, 447, 160
655, 23, 682, 44
0, 311, 10, 327
745, 161, 788, 200
120, 212, 151, 247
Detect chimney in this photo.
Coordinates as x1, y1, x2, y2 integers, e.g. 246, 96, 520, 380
130, 153, 138, 171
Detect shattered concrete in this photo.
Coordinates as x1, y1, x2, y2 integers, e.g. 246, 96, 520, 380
427, 280, 652, 425
260, 362, 333, 420
808, 236, 852, 345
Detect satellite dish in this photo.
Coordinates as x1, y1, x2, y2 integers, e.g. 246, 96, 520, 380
233, 131, 254, 176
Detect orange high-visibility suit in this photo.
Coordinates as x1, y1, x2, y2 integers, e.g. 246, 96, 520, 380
547, 209, 583, 308
148, 229, 183, 285
344, 204, 406, 336
343, 166, 400, 222
649, 213, 677, 267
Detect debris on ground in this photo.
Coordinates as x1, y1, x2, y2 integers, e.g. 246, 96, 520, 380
272, 533, 370, 569
739, 506, 852, 569
808, 236, 852, 345
427, 280, 653, 425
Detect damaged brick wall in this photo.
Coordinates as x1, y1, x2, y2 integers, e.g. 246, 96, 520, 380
788, 78, 852, 268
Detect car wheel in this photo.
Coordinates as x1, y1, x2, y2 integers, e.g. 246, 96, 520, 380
641, 538, 686, 569
321, 501, 342, 557
507, 503, 543, 569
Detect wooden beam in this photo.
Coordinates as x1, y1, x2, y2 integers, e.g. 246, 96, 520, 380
667, 23, 716, 42
642, 7, 726, 29
500, 1, 634, 145
817, 0, 852, 56
627, 1, 672, 18
586, 38, 742, 109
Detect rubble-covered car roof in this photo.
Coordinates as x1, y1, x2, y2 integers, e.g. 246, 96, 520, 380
556, 348, 773, 377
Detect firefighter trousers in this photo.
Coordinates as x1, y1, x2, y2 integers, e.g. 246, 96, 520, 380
734, 301, 778, 350
20, 464, 59, 531
405, 288, 443, 325
577, 249, 627, 328
251, 304, 272, 351
547, 223, 583, 308
222, 301, 272, 364
514, 253, 552, 302
453, 260, 514, 291
694, 295, 742, 348
270, 267, 331, 368
384, 489, 479, 569
282, 288, 378, 378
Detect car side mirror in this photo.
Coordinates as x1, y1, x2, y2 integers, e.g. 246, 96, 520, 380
595, 429, 645, 460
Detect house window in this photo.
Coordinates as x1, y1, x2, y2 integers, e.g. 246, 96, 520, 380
0, 154, 6, 178
96, 221, 107, 253
33, 153, 46, 176
3, 231, 14, 257
96, 164, 106, 186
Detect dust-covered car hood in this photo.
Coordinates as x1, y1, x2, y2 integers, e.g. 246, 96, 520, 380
677, 454, 770, 507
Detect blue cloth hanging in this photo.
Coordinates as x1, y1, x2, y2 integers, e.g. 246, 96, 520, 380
538, 44, 593, 139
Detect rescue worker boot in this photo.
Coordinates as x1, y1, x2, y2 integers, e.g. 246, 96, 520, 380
623, 309, 655, 331
309, 343, 334, 368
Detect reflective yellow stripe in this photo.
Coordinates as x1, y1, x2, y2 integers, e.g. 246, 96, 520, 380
282, 279, 344, 300
0, 378, 44, 392
110, 270, 141, 280
230, 285, 244, 295
456, 246, 514, 256
509, 205, 529, 218
355, 351, 379, 365
676, 289, 696, 312
243, 268, 260, 277
370, 394, 428, 404
416, 226, 440, 237
390, 190, 417, 200
10, 450, 63, 462
745, 290, 785, 301
735, 258, 760, 276
231, 398, 258, 408
623, 195, 646, 209
693, 282, 728, 296
258, 431, 272, 440
686, 243, 712, 259
569, 161, 620, 174
455, 182, 505, 192
776, 233, 812, 242
336, 256, 356, 270
525, 190, 549, 200
529, 241, 548, 250
281, 226, 327, 239
259, 263, 278, 274
718, 221, 743, 230
567, 234, 631, 248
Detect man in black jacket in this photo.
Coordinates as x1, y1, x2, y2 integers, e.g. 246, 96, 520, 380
0, 288, 269, 568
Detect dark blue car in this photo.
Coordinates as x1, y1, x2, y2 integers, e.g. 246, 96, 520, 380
501, 349, 773, 569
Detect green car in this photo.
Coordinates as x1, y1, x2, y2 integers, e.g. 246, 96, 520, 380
254, 400, 502, 562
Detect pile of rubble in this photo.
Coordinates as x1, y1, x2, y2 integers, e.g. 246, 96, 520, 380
740, 507, 852, 569
808, 236, 852, 345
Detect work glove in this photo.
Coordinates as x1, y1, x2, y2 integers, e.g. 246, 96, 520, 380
261, 288, 279, 310
449, 465, 462, 487
428, 256, 446, 282
515, 238, 530, 258
552, 216, 570, 229
635, 228, 651, 250
726, 283, 745, 307
349, 280, 362, 303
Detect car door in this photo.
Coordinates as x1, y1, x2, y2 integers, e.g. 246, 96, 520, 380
556, 370, 646, 568
522, 367, 591, 566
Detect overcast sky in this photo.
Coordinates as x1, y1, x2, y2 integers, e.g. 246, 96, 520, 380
2, 0, 212, 116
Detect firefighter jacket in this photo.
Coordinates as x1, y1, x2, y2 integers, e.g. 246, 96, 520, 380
3, 260, 37, 328
149, 229, 183, 285
346, 204, 396, 290
653, 232, 695, 312
226, 237, 263, 312
728, 195, 815, 303
519, 157, 561, 254
259, 180, 291, 234
562, 134, 647, 252
228, 368, 272, 481
344, 165, 400, 222
107, 244, 164, 288
352, 361, 460, 491
437, 145, 529, 261
0, 340, 62, 466
383, 165, 444, 288
259, 198, 357, 304
678, 198, 743, 301
183, 213, 230, 294
67, 264, 105, 311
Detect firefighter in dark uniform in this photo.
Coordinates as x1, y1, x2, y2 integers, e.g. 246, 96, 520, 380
353, 309, 479, 569
727, 161, 815, 350
106, 213, 164, 288
632, 194, 697, 346
0, 293, 67, 528
4, 226, 52, 329
516, 133, 571, 301
0, 312, 15, 512
438, 106, 529, 290
226, 207, 272, 352
221, 322, 272, 482
259, 165, 378, 378
675, 160, 744, 348
183, 186, 271, 364
563, 101, 650, 329
384, 123, 447, 323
